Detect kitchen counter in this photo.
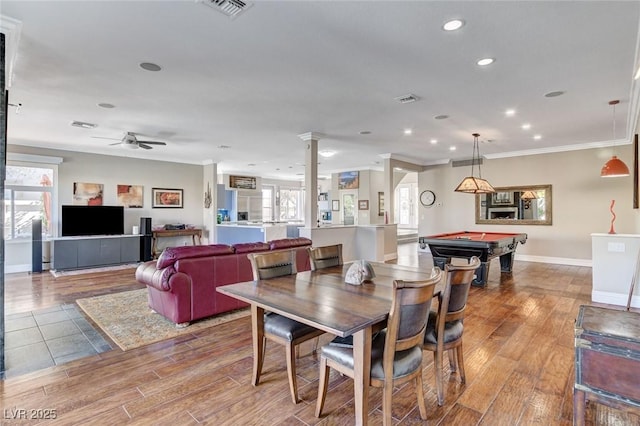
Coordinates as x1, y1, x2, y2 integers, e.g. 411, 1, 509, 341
299, 224, 397, 262
217, 222, 289, 244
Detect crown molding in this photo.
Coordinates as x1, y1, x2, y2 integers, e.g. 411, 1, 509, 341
298, 132, 325, 142
1, 15, 23, 88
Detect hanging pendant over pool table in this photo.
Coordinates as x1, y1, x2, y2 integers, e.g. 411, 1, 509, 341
418, 231, 527, 287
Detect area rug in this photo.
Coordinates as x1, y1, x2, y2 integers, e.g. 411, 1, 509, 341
76, 289, 249, 351
50, 263, 140, 278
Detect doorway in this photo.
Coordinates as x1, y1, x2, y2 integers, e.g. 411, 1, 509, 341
341, 190, 357, 225
395, 182, 418, 229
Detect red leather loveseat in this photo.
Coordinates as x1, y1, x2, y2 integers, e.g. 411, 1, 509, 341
135, 237, 312, 326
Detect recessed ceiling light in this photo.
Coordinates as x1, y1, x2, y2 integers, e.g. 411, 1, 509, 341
70, 120, 97, 129
404, 129, 412, 135
533, 134, 542, 140
359, 130, 372, 135
522, 123, 531, 130
477, 58, 495, 66
319, 150, 336, 158
544, 90, 565, 98
434, 114, 449, 120
443, 19, 465, 31
449, 146, 456, 151
430, 139, 438, 144
505, 109, 516, 116
97, 103, 115, 109
218, 145, 231, 149
247, 163, 256, 166
140, 62, 162, 72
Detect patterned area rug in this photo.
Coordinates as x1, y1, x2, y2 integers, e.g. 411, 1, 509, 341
50, 263, 140, 278
76, 289, 249, 351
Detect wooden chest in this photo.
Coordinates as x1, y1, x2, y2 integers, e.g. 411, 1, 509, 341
574, 305, 640, 424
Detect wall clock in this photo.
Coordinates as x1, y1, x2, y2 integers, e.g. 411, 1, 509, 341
419, 190, 436, 207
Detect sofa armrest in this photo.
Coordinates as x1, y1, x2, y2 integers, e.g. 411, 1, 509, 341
135, 261, 177, 291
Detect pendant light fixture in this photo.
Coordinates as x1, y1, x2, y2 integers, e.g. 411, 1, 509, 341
520, 190, 537, 209
601, 99, 630, 177
454, 133, 496, 194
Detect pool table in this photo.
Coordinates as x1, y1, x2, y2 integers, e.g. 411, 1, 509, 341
418, 231, 527, 287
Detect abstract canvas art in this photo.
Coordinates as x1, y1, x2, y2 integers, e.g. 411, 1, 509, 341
117, 184, 143, 208
73, 182, 103, 205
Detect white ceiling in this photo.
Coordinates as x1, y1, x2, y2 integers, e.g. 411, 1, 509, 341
3, 1, 640, 180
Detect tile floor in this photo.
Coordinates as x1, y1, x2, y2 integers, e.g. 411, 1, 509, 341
3, 304, 112, 378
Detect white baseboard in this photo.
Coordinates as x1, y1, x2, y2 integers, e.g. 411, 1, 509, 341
592, 290, 638, 309
515, 254, 592, 267
6, 263, 31, 274
414, 247, 590, 268
5, 263, 51, 274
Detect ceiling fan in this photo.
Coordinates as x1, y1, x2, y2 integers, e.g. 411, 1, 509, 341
93, 131, 167, 150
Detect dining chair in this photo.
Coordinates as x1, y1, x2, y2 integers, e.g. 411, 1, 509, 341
307, 244, 343, 352
315, 267, 443, 425
423, 256, 481, 406
308, 243, 343, 271
247, 250, 325, 404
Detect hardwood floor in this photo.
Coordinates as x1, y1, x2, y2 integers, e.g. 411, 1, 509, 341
2, 246, 639, 425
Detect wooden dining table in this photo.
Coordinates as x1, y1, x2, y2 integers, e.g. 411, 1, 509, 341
217, 261, 442, 426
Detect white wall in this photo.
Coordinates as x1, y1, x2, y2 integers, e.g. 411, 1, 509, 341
7, 146, 205, 271
9, 143, 638, 269
418, 144, 636, 263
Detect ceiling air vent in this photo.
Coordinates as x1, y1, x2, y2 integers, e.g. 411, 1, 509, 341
452, 158, 483, 168
70, 121, 97, 129
394, 94, 419, 104
199, 0, 252, 19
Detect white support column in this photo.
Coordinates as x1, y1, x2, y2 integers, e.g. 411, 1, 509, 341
298, 132, 324, 228
383, 156, 394, 224
203, 161, 217, 244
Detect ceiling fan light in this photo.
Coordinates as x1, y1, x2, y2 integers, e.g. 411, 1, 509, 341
454, 176, 496, 194
124, 143, 139, 149
601, 156, 630, 177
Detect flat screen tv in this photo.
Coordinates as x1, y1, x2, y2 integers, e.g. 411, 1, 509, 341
61, 205, 125, 236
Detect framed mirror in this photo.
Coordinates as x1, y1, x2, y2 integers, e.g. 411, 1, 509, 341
475, 184, 552, 225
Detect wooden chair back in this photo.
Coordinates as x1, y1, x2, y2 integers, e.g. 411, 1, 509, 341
248, 250, 297, 280
382, 267, 442, 372
308, 244, 343, 271
440, 256, 481, 325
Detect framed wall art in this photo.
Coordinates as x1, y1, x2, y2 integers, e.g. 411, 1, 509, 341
117, 184, 143, 208
358, 200, 369, 210
152, 188, 183, 208
338, 171, 359, 189
491, 191, 513, 204
73, 182, 103, 205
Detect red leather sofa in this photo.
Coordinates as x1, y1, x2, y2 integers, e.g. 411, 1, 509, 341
135, 237, 312, 326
